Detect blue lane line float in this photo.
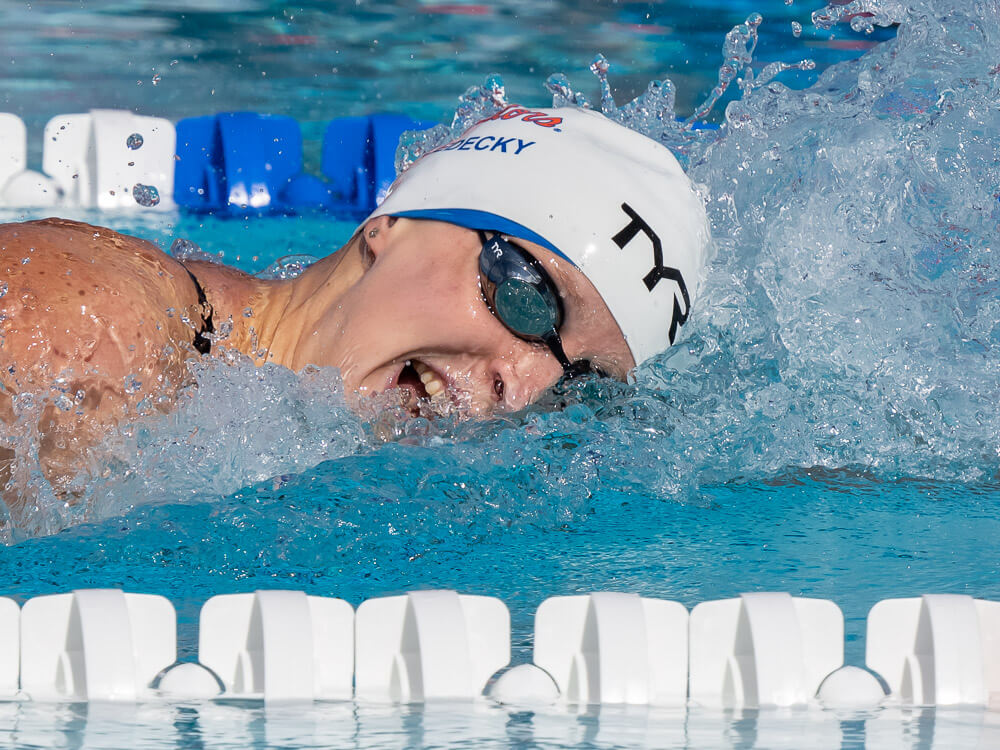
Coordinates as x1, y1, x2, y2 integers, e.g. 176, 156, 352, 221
174, 112, 302, 214
174, 111, 435, 217
3, 588, 999, 707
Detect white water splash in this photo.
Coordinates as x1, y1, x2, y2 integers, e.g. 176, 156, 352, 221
812, 0, 908, 33
646, 0, 1000, 486
1, 352, 363, 542
396, 13, 815, 169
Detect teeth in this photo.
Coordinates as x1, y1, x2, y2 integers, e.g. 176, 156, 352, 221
411, 360, 447, 400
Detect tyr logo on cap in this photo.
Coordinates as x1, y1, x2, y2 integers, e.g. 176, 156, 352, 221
612, 202, 691, 344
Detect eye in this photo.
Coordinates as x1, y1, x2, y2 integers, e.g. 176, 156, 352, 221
493, 374, 505, 402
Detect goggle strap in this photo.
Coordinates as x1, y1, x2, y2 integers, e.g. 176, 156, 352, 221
543, 330, 594, 379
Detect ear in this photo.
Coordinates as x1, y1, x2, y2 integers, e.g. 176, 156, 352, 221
361, 215, 398, 259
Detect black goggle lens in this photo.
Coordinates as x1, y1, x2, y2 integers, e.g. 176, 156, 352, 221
478, 232, 597, 379
478, 232, 562, 338
494, 278, 557, 338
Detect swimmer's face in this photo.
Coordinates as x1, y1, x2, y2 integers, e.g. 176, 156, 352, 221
296, 217, 634, 416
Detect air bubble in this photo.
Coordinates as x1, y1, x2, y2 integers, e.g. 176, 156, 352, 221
791, 21, 802, 37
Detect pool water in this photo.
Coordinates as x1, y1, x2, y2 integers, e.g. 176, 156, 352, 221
2, 0, 999, 747
3, 701, 1000, 748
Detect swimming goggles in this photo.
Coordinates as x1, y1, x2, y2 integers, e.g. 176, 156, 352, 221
477, 232, 594, 378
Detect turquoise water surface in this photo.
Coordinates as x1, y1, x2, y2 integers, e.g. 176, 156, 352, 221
1, 0, 999, 747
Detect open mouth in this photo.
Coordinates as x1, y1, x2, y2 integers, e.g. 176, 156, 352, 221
362, 359, 475, 434
395, 359, 449, 413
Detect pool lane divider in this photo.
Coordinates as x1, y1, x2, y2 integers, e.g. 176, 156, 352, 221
0, 109, 435, 218
1, 589, 998, 708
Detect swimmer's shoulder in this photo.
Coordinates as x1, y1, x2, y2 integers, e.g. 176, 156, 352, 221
2, 217, 185, 274
0, 217, 199, 305
0, 219, 205, 389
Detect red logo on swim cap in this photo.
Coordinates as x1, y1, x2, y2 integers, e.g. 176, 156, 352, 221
482, 105, 563, 129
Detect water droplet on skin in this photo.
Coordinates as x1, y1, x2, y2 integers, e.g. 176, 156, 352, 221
255, 254, 318, 280
213, 318, 234, 341
133, 183, 160, 207
54, 394, 73, 411
123, 375, 142, 395
20, 257, 29, 265
169, 238, 220, 264
243, 307, 253, 318
0, 281, 7, 298
126, 133, 144, 150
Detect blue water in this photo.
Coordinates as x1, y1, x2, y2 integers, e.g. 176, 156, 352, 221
2, 0, 1000, 747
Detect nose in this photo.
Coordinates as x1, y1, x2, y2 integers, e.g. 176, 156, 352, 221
486, 341, 564, 412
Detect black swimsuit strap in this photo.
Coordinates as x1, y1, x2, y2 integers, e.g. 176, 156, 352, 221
181, 264, 215, 355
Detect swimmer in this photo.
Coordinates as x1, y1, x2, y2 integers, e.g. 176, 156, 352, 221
0, 105, 709, 500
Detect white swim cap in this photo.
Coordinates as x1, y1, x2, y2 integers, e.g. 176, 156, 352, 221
369, 105, 711, 366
